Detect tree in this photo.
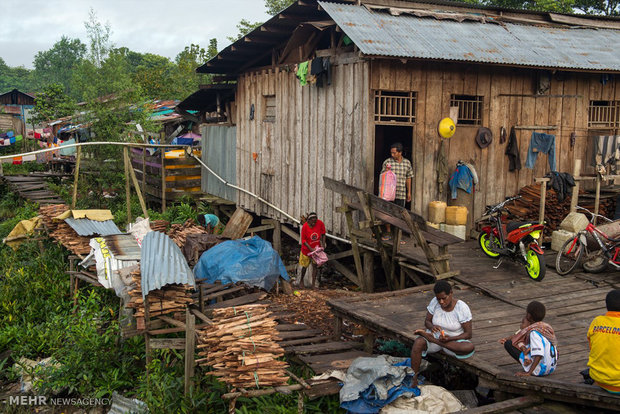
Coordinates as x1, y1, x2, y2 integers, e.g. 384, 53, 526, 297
265, 0, 295, 15
172, 42, 218, 99
84, 8, 112, 68
33, 36, 87, 96
31, 83, 76, 124
574, 0, 619, 15
227, 19, 263, 43
461, 0, 575, 12
0, 58, 35, 93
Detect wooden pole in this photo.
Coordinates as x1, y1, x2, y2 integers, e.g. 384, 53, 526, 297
594, 173, 601, 225
124, 148, 132, 224
363, 252, 375, 293
71, 146, 82, 209
538, 181, 546, 224
126, 150, 149, 219
570, 159, 582, 213
161, 149, 166, 213
184, 309, 196, 396
342, 197, 366, 291
272, 219, 282, 255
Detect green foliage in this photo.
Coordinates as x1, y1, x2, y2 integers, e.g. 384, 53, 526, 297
84, 8, 113, 68
173, 42, 217, 99
574, 0, 619, 15
0, 194, 38, 239
461, 0, 575, 12
227, 19, 263, 43
31, 83, 77, 124
0, 58, 35, 93
265, 0, 296, 15
33, 36, 87, 96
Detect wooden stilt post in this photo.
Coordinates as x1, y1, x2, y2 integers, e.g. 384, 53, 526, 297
570, 159, 582, 213
342, 196, 366, 291
333, 316, 342, 340
539, 180, 546, 224
71, 146, 81, 209
594, 173, 601, 225
184, 309, 196, 396
363, 251, 374, 293
124, 147, 132, 224
357, 191, 393, 289
161, 149, 166, 213
272, 219, 282, 255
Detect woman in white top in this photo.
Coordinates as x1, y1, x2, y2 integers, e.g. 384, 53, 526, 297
411, 280, 475, 386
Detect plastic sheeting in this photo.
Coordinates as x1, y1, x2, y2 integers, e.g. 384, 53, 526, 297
193, 236, 289, 291
340, 355, 420, 414
81, 237, 139, 295
381, 385, 465, 413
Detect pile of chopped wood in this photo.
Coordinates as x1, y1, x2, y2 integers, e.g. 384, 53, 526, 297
167, 219, 208, 248
504, 184, 616, 234
39, 204, 68, 233
197, 304, 289, 389
126, 267, 195, 330
150, 219, 169, 233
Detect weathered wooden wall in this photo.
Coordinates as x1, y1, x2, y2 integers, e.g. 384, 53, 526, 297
370, 60, 620, 226
235, 57, 371, 236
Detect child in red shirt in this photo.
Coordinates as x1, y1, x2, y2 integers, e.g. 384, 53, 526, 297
299, 212, 326, 288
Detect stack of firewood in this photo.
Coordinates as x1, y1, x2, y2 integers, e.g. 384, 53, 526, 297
504, 184, 616, 234
197, 304, 289, 389
39, 204, 68, 233
167, 219, 208, 248
150, 220, 169, 233
126, 267, 195, 330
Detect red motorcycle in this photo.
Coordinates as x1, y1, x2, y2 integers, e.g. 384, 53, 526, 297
477, 196, 546, 281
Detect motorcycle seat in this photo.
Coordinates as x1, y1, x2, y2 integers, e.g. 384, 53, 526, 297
506, 221, 539, 233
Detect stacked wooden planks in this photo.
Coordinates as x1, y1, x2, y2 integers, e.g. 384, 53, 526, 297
167, 219, 208, 247
149, 219, 169, 233
197, 304, 289, 389
126, 267, 195, 330
39, 204, 92, 255
505, 184, 616, 234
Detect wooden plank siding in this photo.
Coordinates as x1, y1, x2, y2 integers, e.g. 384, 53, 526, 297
369, 60, 618, 227
235, 60, 371, 235
231, 57, 617, 236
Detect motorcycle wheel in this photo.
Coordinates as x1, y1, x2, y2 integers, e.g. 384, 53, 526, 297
555, 237, 584, 276
478, 232, 501, 258
583, 251, 608, 273
525, 249, 546, 281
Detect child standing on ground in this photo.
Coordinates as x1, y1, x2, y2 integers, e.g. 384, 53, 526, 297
499, 301, 558, 377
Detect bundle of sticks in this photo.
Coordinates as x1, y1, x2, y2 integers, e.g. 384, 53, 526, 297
39, 204, 68, 233
167, 219, 208, 248
126, 267, 195, 330
197, 304, 289, 389
38, 204, 92, 255
149, 220, 169, 233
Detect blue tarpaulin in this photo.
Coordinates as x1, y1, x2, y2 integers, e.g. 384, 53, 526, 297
193, 236, 289, 291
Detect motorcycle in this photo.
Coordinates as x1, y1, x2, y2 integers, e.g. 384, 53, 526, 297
476, 196, 546, 281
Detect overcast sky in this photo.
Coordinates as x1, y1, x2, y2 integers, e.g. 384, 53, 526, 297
0, 0, 270, 68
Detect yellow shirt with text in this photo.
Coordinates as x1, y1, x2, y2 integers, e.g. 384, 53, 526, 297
587, 311, 620, 392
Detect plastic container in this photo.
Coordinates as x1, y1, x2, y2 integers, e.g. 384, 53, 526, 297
445, 224, 467, 240
440, 223, 446, 232
426, 221, 440, 229
551, 229, 576, 252
446, 206, 468, 225
560, 212, 589, 233
428, 201, 447, 223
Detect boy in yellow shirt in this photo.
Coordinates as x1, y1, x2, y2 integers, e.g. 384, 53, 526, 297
587, 289, 620, 394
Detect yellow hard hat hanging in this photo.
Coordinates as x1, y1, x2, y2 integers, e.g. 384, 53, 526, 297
438, 117, 456, 139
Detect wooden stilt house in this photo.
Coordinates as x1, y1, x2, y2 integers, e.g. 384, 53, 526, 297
189, 0, 620, 236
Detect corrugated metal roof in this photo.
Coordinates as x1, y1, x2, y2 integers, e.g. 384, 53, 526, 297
103, 234, 142, 261
64, 218, 122, 236
319, 2, 620, 71
140, 231, 194, 298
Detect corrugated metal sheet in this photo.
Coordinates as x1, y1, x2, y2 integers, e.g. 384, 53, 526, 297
64, 218, 121, 236
319, 2, 620, 71
140, 231, 194, 298
103, 234, 141, 261
201, 125, 237, 202
108, 391, 148, 414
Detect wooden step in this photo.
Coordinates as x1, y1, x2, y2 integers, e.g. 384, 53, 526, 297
277, 329, 323, 340
288, 341, 362, 355
279, 335, 332, 348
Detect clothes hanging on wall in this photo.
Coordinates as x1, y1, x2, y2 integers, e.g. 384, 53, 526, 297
591, 135, 620, 166
525, 132, 556, 171
309, 57, 332, 87
296, 61, 309, 86
544, 171, 575, 203
505, 127, 521, 171
436, 140, 448, 194
449, 162, 475, 199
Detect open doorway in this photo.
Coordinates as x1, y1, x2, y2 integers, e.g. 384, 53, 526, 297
374, 125, 414, 208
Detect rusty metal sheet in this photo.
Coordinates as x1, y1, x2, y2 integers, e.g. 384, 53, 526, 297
140, 231, 194, 298
103, 234, 142, 260
319, 1, 620, 71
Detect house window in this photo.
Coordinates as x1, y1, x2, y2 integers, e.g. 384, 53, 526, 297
374, 91, 416, 123
263, 95, 276, 122
588, 100, 620, 129
450, 94, 483, 125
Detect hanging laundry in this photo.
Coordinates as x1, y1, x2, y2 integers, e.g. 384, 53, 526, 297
296, 61, 310, 86
505, 127, 521, 171
525, 132, 556, 171
12, 157, 22, 165
460, 161, 479, 187
544, 172, 575, 203
591, 135, 620, 166
449, 162, 475, 199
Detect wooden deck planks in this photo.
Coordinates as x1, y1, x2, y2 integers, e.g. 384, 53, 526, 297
328, 239, 619, 409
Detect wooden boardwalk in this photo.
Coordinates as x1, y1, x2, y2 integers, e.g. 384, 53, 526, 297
1, 175, 65, 204
329, 240, 620, 410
